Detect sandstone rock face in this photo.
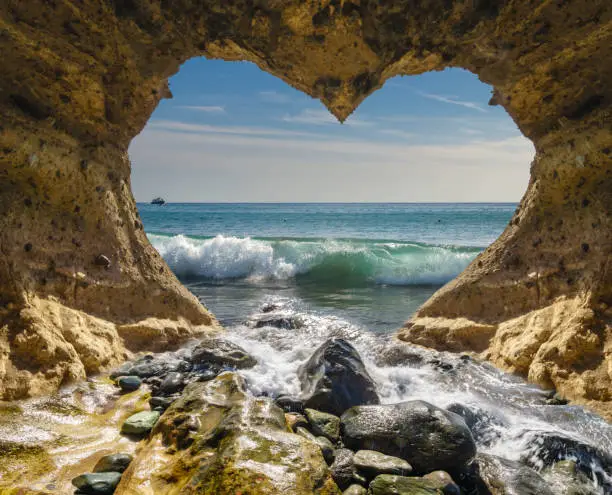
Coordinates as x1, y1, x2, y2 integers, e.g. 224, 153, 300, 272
0, 1, 610, 415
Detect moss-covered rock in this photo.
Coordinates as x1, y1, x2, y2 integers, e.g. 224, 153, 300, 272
368, 475, 445, 495
116, 373, 340, 494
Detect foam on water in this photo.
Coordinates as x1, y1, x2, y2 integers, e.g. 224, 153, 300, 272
225, 296, 612, 492
149, 233, 478, 286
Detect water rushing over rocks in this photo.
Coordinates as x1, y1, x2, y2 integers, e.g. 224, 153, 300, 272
1, 297, 611, 493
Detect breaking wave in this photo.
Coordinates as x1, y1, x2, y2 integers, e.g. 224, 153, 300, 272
148, 233, 480, 286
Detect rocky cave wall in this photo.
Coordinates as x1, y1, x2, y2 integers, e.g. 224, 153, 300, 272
0, 1, 610, 415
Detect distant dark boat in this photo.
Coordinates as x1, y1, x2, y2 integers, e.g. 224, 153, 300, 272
151, 197, 165, 205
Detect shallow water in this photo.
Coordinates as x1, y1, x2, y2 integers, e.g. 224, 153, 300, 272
222, 297, 612, 492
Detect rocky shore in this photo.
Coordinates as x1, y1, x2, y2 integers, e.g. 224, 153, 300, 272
4, 319, 608, 495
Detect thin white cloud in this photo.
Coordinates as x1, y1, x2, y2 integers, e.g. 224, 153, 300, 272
282, 109, 372, 127
378, 129, 415, 140
418, 92, 487, 113
180, 105, 226, 113
259, 91, 291, 103
149, 120, 322, 138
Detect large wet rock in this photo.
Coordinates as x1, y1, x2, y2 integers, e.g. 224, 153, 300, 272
190, 338, 257, 369
341, 401, 476, 474
298, 338, 379, 416
116, 372, 340, 494
116, 376, 141, 393
465, 453, 555, 495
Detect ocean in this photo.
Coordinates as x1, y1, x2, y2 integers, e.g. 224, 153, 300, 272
141, 202, 514, 331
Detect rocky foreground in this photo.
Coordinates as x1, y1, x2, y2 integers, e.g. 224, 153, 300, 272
40, 337, 608, 495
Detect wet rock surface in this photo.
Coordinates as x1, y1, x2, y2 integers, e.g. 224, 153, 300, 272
191, 337, 257, 369
353, 450, 412, 479
93, 453, 133, 474
305, 408, 341, 443
299, 338, 380, 415
341, 401, 476, 474
368, 474, 446, 494
120, 411, 160, 437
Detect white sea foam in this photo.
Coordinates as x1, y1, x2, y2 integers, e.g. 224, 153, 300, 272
148, 234, 477, 285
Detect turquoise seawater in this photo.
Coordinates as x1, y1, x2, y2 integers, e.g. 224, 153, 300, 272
139, 203, 516, 331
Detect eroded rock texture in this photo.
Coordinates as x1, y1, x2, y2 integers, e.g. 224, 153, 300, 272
0, 1, 610, 414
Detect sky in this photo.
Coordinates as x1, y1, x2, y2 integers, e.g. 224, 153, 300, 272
129, 58, 534, 202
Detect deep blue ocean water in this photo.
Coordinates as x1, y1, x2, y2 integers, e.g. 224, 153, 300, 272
139, 203, 516, 331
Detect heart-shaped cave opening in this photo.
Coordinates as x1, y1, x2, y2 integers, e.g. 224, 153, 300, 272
130, 58, 533, 333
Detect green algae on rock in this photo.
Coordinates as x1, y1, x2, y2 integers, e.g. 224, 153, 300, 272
116, 372, 340, 494
120, 411, 160, 437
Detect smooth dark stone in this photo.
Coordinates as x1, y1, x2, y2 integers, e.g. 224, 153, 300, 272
298, 338, 379, 416
93, 453, 133, 474
190, 367, 219, 382
155, 372, 185, 396
341, 401, 476, 474
71, 472, 122, 494
116, 376, 141, 392
330, 448, 357, 490
275, 395, 304, 413
190, 338, 257, 369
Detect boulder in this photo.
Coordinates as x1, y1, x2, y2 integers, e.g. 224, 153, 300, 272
369, 475, 446, 494
71, 472, 122, 494
116, 376, 141, 393
93, 453, 133, 474
331, 448, 358, 490
466, 453, 555, 495
299, 338, 379, 416
353, 450, 412, 479
341, 401, 476, 474
120, 411, 160, 436
190, 338, 257, 369
305, 408, 340, 442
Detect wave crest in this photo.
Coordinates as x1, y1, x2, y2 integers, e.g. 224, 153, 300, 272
149, 234, 479, 286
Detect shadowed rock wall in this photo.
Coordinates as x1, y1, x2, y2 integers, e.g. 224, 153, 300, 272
0, 1, 610, 415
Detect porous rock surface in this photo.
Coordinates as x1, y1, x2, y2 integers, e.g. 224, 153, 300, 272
0, 1, 610, 417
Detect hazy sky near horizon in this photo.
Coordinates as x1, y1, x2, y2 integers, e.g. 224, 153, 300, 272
129, 59, 534, 202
